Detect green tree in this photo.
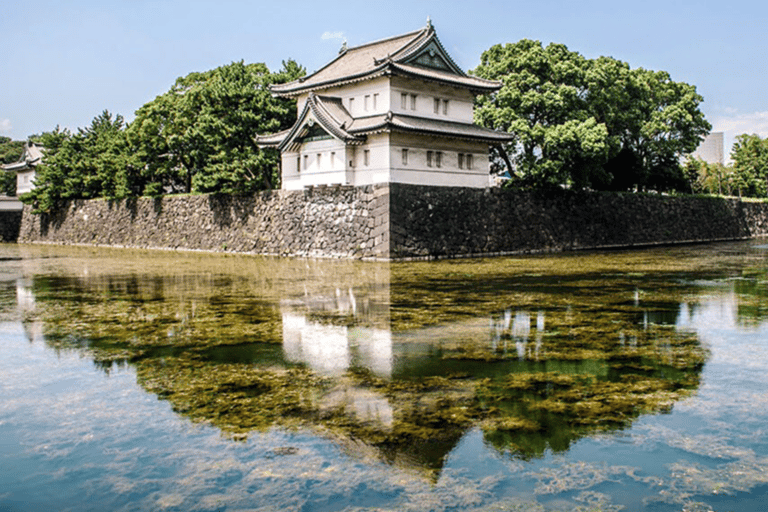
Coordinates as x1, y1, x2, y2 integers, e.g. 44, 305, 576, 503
23, 111, 131, 211
21, 127, 72, 212
730, 134, 768, 197
128, 59, 304, 195
683, 157, 734, 196
473, 40, 710, 192
473, 40, 610, 189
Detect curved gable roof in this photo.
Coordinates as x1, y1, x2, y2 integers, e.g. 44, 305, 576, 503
271, 24, 500, 96
256, 94, 365, 151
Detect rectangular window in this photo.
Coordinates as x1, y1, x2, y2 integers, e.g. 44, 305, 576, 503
373, 93, 379, 110
402, 148, 408, 166
434, 98, 440, 114
401, 93, 408, 109
303, 155, 308, 170
410, 94, 417, 110
349, 97, 354, 111
436, 151, 443, 168
364, 95, 370, 111
443, 99, 449, 115
427, 150, 433, 167
458, 153, 464, 169
364, 150, 370, 166
466, 154, 473, 170
297, 156, 301, 172
330, 152, 336, 168
317, 153, 322, 167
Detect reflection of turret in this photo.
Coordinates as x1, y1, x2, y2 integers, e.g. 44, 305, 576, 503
15, 278, 43, 343
11, 245, 726, 477
282, 313, 393, 377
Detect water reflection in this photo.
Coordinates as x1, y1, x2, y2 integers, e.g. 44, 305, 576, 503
5, 243, 768, 477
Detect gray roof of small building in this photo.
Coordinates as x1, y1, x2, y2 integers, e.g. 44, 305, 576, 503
270, 24, 501, 96
1, 141, 44, 172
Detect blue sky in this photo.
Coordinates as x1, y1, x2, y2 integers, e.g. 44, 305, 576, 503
1, 0, 766, 155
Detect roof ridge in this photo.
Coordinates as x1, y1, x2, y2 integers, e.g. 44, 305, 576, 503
344, 27, 426, 54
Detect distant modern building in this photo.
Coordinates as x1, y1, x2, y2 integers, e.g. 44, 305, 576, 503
256, 19, 514, 190
1, 141, 44, 195
691, 132, 724, 165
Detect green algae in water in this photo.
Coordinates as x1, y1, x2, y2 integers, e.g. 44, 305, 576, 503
12, 246, 723, 470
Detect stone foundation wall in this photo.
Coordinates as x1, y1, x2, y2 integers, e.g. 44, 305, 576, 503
15, 184, 768, 259
18, 185, 390, 259
0, 211, 22, 242
388, 184, 768, 258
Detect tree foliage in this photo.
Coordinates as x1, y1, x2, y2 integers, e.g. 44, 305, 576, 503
473, 40, 711, 192
729, 134, 768, 197
127, 60, 304, 196
23, 60, 305, 210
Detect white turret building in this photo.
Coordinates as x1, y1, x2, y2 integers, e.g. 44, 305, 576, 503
2, 141, 44, 195
256, 20, 513, 190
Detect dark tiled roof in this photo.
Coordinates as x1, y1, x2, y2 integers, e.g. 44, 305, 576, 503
257, 94, 515, 148
348, 113, 515, 143
271, 25, 500, 96
255, 94, 364, 151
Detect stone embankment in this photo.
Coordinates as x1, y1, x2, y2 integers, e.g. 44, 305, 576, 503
18, 186, 389, 259
388, 184, 768, 258
14, 184, 768, 260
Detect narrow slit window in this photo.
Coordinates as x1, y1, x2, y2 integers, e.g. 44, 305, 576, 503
466, 154, 473, 170
458, 153, 464, 169
297, 156, 301, 172
436, 151, 442, 168
443, 99, 449, 115
434, 98, 440, 114
402, 148, 408, 166
373, 93, 379, 110
330, 152, 336, 168
349, 97, 354, 112
427, 151, 433, 167
303, 155, 308, 170
364, 150, 370, 166
401, 93, 408, 109
410, 94, 417, 110
364, 95, 370, 111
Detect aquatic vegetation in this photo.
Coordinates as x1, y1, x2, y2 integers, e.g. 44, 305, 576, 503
8, 241, 768, 478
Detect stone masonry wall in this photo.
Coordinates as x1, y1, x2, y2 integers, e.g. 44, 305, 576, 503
18, 185, 390, 259
388, 184, 768, 258
0, 211, 22, 242
15, 183, 768, 259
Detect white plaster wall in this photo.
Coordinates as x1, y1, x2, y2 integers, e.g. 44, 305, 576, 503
282, 138, 348, 190
388, 133, 489, 188
349, 133, 391, 186
297, 77, 391, 118
389, 76, 474, 124
16, 170, 36, 195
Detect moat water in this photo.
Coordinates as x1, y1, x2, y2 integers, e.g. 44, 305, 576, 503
1, 241, 768, 511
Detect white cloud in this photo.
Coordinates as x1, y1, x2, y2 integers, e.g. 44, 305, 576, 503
712, 110, 768, 138
321, 31, 344, 41
0, 119, 11, 134
710, 110, 768, 159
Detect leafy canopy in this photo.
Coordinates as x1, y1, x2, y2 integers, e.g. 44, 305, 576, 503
127, 60, 304, 196
22, 59, 305, 211
473, 40, 711, 192
729, 133, 768, 197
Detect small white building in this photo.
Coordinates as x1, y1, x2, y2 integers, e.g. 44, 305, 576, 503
1, 141, 44, 195
257, 20, 513, 190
